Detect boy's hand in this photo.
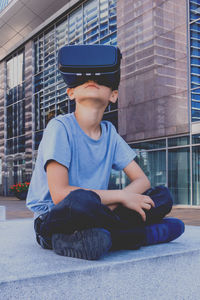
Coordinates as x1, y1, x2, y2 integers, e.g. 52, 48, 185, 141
121, 190, 155, 222
107, 204, 119, 211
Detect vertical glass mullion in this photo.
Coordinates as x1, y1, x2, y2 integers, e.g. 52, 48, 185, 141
82, 2, 84, 45
98, 0, 100, 44
41, 33, 45, 130
190, 131, 193, 205
53, 24, 57, 117
166, 137, 168, 187
192, 145, 200, 205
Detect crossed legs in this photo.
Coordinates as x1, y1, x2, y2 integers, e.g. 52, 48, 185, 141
34, 186, 184, 257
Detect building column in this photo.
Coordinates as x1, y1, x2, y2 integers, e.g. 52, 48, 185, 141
0, 61, 5, 194
24, 41, 33, 182
117, 0, 189, 142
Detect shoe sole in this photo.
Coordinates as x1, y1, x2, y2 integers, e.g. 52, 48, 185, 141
52, 228, 112, 260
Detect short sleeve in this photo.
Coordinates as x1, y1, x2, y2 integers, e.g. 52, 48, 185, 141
41, 118, 71, 172
112, 130, 137, 171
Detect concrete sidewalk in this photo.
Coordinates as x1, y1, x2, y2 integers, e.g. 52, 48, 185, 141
0, 197, 33, 219
1, 218, 200, 299
1, 198, 200, 299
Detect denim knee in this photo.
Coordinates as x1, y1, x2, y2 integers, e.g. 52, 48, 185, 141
158, 186, 173, 213
146, 185, 173, 214
64, 189, 101, 215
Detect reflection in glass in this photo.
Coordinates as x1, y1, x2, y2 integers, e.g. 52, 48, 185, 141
192, 134, 200, 144
190, 0, 200, 22
7, 59, 13, 90
130, 139, 166, 150
7, 106, 13, 139
192, 109, 200, 122
6, 137, 25, 155
6, 139, 13, 155
35, 131, 44, 150
13, 103, 18, 137
192, 146, 200, 205
168, 148, 190, 205
190, 0, 200, 122
6, 50, 25, 156
83, 0, 99, 44
103, 111, 118, 131
57, 101, 68, 115
168, 136, 189, 147
7, 51, 24, 91
135, 150, 166, 187
69, 7, 83, 44
108, 169, 121, 190
18, 136, 25, 153
18, 101, 25, 136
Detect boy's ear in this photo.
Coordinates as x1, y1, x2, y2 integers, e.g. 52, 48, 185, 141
67, 88, 75, 100
109, 90, 118, 103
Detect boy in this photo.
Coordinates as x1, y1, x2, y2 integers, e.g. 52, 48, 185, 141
26, 45, 184, 260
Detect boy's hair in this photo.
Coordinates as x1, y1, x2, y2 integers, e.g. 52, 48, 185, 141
58, 45, 122, 90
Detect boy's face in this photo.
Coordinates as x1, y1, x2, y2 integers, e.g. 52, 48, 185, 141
67, 80, 118, 107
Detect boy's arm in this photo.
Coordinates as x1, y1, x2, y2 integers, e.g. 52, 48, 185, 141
47, 160, 154, 221
120, 160, 155, 221
46, 160, 124, 206
123, 160, 151, 194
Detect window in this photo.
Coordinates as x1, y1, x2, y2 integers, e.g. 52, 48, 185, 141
192, 146, 200, 205
6, 50, 25, 155
135, 150, 166, 187
168, 136, 189, 147
168, 148, 190, 205
0, 0, 12, 12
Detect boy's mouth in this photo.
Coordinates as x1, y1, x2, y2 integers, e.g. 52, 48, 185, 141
85, 83, 100, 89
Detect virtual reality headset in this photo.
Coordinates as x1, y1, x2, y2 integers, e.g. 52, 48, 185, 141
58, 45, 122, 90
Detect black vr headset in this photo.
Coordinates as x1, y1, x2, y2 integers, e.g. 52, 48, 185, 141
58, 45, 122, 90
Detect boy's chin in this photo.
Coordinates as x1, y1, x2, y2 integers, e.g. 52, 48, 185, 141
76, 96, 109, 106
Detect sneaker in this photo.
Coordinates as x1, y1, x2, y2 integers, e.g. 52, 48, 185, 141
52, 228, 112, 260
144, 218, 185, 246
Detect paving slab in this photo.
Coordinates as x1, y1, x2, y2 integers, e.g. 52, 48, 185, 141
0, 218, 200, 299
0, 199, 33, 220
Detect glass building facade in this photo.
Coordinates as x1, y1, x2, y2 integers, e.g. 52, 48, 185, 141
0, 0, 11, 12
125, 133, 200, 206
6, 50, 25, 154
189, 0, 200, 122
1, 0, 200, 205
5, 49, 26, 187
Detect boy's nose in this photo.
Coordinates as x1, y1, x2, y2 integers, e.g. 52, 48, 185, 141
86, 80, 99, 85
87, 80, 96, 83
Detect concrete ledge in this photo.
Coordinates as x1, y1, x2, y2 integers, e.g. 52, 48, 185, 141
1, 219, 200, 300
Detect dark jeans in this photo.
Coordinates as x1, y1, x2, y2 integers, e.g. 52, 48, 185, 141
34, 185, 173, 250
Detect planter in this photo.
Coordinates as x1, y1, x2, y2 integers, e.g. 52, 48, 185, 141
14, 191, 28, 200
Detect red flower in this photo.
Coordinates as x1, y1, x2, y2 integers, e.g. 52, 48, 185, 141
10, 182, 30, 194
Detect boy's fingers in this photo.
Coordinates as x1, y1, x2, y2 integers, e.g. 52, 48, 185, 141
139, 209, 146, 222
149, 200, 155, 207
145, 196, 155, 207
142, 203, 152, 211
